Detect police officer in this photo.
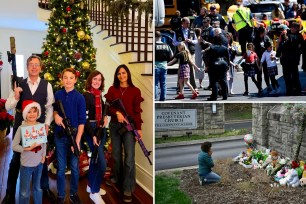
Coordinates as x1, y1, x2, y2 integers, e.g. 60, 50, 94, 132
170, 10, 182, 31
208, 5, 227, 30
173, 17, 198, 91
276, 22, 303, 96
232, 3, 254, 55
205, 35, 230, 101
155, 31, 173, 101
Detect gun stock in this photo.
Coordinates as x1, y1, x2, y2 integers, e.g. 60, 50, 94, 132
56, 100, 80, 158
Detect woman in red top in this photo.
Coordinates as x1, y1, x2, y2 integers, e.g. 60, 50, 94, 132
104, 64, 143, 203
236, 43, 261, 96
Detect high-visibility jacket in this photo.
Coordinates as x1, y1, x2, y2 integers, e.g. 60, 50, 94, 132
233, 7, 252, 31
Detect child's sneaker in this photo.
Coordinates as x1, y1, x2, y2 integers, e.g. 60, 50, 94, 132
191, 92, 199, 99
90, 193, 105, 204
175, 94, 184, 99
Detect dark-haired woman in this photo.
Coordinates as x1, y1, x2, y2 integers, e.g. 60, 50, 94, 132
198, 141, 221, 185
83, 70, 108, 204
105, 64, 144, 203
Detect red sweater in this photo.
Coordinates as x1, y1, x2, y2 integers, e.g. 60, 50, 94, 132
104, 85, 144, 130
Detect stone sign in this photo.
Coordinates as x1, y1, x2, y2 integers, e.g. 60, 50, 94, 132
155, 109, 197, 130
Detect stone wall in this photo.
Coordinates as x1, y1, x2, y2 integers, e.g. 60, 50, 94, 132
252, 104, 306, 160
155, 103, 224, 137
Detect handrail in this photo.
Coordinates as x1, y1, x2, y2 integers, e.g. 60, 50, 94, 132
38, 0, 152, 73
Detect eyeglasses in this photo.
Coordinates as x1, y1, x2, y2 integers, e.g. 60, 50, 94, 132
28, 63, 41, 67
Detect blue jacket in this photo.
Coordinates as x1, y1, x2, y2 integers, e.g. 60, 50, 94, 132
198, 151, 214, 176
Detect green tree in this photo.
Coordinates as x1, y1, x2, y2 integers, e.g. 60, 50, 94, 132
41, 0, 96, 93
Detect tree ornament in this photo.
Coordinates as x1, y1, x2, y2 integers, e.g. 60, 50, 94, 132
73, 52, 82, 60
44, 73, 52, 81
56, 36, 61, 43
82, 61, 90, 69
85, 34, 91, 40
44, 51, 49, 56
76, 17, 82, 22
77, 30, 85, 40
62, 28, 67, 33
76, 70, 81, 77
66, 6, 71, 12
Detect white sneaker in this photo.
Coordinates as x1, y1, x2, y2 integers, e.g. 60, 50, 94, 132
87, 185, 106, 196
275, 87, 281, 94
90, 193, 105, 204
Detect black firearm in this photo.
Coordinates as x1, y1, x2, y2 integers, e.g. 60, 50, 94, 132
56, 100, 80, 158
7, 37, 19, 88
111, 99, 152, 165
91, 101, 110, 164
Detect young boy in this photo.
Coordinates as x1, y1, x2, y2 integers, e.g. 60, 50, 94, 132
53, 68, 86, 204
260, 41, 281, 95
198, 141, 221, 185
12, 100, 46, 204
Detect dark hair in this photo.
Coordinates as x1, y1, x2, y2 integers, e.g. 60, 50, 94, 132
201, 142, 212, 153
226, 32, 233, 46
213, 35, 223, 45
61, 67, 77, 79
27, 55, 44, 70
194, 28, 201, 37
85, 70, 105, 91
113, 64, 134, 88
155, 31, 161, 38
264, 41, 272, 49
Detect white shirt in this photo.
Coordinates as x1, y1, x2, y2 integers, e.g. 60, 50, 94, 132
261, 50, 277, 68
5, 77, 55, 126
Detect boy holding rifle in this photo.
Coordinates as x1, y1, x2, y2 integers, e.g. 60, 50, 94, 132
53, 68, 86, 204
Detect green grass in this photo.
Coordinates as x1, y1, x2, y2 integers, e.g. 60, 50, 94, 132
225, 111, 252, 121
155, 128, 251, 144
155, 173, 192, 204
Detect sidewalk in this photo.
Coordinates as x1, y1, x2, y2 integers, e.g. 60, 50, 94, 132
155, 135, 244, 149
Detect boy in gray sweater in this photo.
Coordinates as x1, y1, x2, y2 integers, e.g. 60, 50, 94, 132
12, 100, 46, 204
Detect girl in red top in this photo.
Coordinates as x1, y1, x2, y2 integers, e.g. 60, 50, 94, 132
104, 64, 143, 203
236, 43, 261, 96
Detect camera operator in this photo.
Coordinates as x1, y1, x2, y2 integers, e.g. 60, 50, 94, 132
276, 22, 303, 96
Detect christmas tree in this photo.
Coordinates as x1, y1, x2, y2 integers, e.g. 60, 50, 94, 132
41, 0, 96, 93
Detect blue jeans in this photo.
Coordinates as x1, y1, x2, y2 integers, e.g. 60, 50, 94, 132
155, 68, 167, 101
54, 136, 79, 198
19, 163, 43, 204
86, 122, 106, 193
199, 171, 221, 184
110, 123, 136, 193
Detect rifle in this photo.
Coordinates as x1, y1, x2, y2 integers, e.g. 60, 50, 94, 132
91, 101, 110, 164
56, 100, 80, 158
111, 98, 152, 165
7, 37, 19, 88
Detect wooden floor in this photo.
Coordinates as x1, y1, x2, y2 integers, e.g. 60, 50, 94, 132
0, 131, 152, 204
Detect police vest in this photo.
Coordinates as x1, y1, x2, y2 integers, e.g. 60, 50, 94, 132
233, 8, 252, 31
175, 28, 196, 54
201, 26, 213, 43
155, 42, 172, 61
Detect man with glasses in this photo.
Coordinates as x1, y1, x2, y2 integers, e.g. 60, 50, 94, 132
173, 17, 198, 91
2, 55, 56, 204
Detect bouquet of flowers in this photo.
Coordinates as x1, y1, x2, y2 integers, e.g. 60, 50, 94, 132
0, 99, 14, 134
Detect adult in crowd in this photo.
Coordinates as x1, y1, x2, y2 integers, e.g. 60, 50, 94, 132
198, 141, 221, 185
205, 35, 230, 101
276, 22, 303, 96
83, 71, 108, 204
271, 4, 285, 20
170, 10, 182, 31
194, 28, 205, 88
283, 0, 294, 19
207, 5, 227, 30
155, 31, 173, 101
232, 3, 254, 55
173, 17, 198, 91
3, 55, 55, 204
191, 7, 207, 28
253, 26, 272, 93
105, 64, 144, 203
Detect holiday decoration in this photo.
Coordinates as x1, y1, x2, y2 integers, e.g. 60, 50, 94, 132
73, 52, 82, 60
66, 6, 71, 12
77, 30, 85, 40
76, 70, 81, 77
82, 61, 90, 69
44, 72, 53, 81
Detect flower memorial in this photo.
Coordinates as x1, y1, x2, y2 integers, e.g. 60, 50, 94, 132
0, 99, 14, 134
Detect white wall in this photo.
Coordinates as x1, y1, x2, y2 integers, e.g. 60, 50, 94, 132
0, 28, 47, 98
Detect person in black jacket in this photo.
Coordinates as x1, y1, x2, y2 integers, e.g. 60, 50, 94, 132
205, 35, 230, 101
276, 22, 303, 96
83, 71, 108, 204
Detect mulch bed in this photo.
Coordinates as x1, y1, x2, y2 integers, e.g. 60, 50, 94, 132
179, 158, 306, 204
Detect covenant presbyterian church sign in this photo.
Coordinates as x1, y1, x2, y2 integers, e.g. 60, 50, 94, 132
155, 109, 197, 130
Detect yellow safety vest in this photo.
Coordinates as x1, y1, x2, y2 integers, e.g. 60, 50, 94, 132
233, 8, 252, 31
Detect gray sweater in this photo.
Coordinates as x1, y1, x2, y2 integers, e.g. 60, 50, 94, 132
12, 122, 46, 167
